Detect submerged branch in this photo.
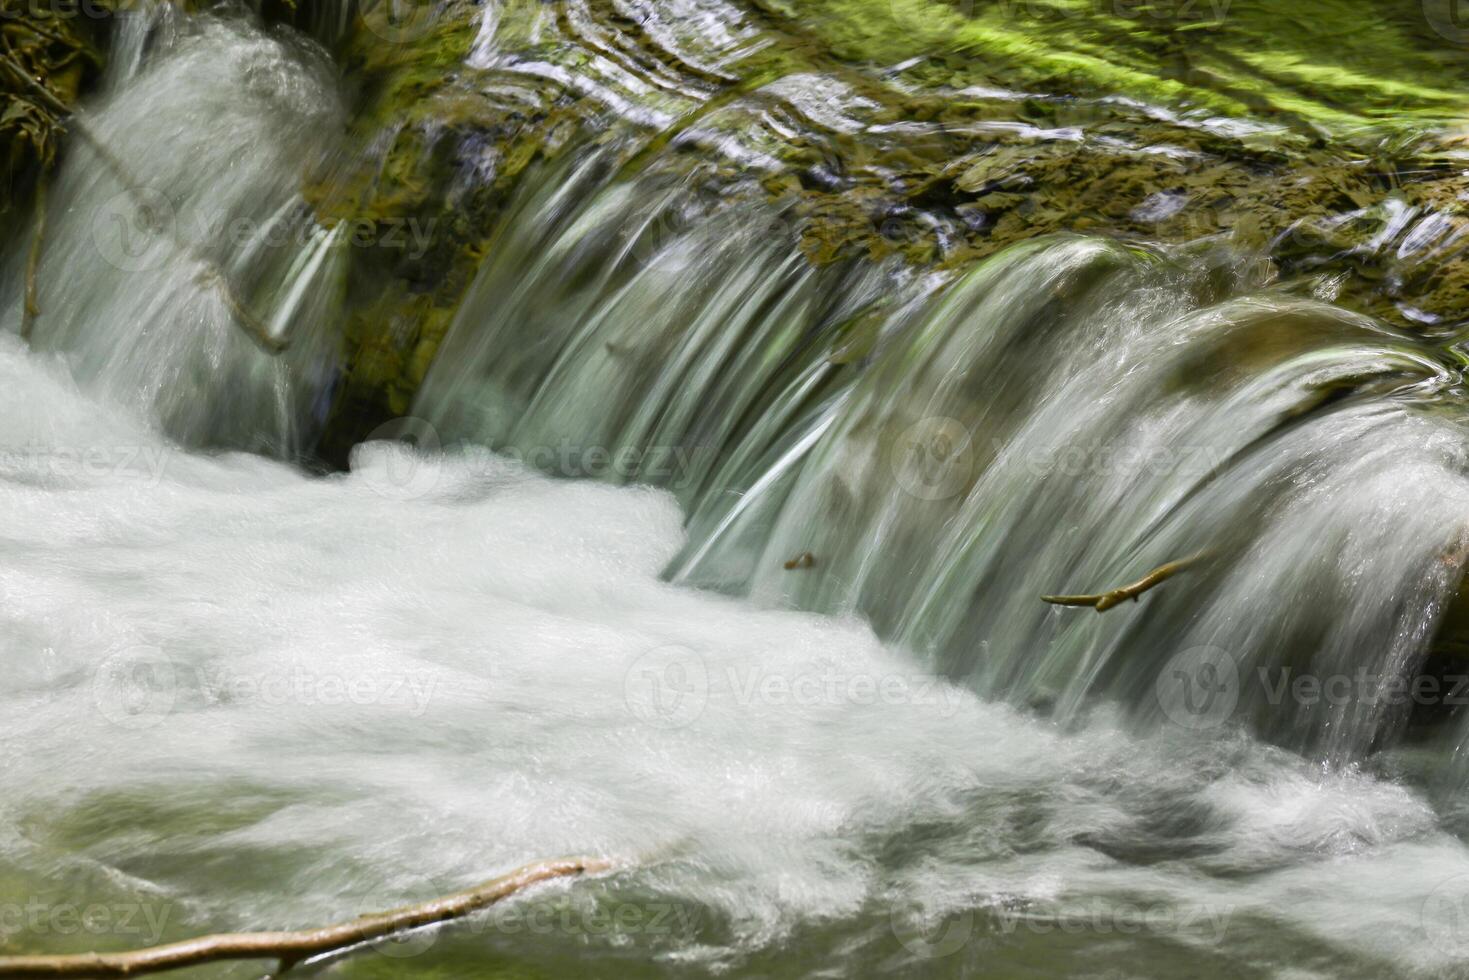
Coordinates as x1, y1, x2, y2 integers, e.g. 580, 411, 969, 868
196, 267, 289, 355
21, 172, 46, 341
1042, 554, 1205, 612
0, 857, 611, 979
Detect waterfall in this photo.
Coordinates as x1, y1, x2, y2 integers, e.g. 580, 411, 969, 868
414, 167, 1469, 777
3, 0, 1466, 774
9, 1, 1469, 776
8, 5, 1469, 976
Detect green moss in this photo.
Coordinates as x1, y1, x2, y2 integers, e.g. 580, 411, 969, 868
286, 0, 1469, 459
760, 0, 1469, 133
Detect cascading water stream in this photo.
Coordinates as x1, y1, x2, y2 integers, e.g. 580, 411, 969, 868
7, 5, 1469, 978
0, 8, 349, 457
415, 173, 1469, 779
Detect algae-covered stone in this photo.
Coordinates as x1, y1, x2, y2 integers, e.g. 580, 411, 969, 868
272, 0, 1469, 458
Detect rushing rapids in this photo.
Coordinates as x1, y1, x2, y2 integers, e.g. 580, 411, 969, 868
415, 145, 1469, 777
6, 3, 1469, 978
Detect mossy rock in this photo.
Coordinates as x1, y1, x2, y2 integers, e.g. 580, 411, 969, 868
278, 0, 1469, 458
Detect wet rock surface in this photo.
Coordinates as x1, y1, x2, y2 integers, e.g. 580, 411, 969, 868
10, 0, 1469, 453
274, 0, 1469, 459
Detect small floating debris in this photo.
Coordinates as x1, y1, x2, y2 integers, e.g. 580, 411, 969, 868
1042, 554, 1203, 612
783, 552, 816, 571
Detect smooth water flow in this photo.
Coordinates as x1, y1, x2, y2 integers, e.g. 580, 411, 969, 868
418, 171, 1469, 777
6, 7, 1469, 979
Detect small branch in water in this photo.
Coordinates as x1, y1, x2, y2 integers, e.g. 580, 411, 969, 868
195, 267, 288, 355
21, 172, 47, 341
0, 857, 611, 979
1042, 554, 1204, 612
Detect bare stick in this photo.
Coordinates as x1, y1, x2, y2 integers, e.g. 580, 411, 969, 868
0, 857, 611, 979
195, 267, 289, 355
1042, 554, 1204, 612
21, 172, 47, 341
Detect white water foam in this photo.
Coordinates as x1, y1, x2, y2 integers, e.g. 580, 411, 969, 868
1, 336, 1468, 976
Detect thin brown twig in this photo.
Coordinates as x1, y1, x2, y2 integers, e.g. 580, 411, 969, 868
21, 171, 47, 341
196, 267, 289, 355
1042, 553, 1205, 612
0, 857, 611, 979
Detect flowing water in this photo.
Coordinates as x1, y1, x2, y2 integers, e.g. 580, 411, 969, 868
7, 5, 1469, 979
